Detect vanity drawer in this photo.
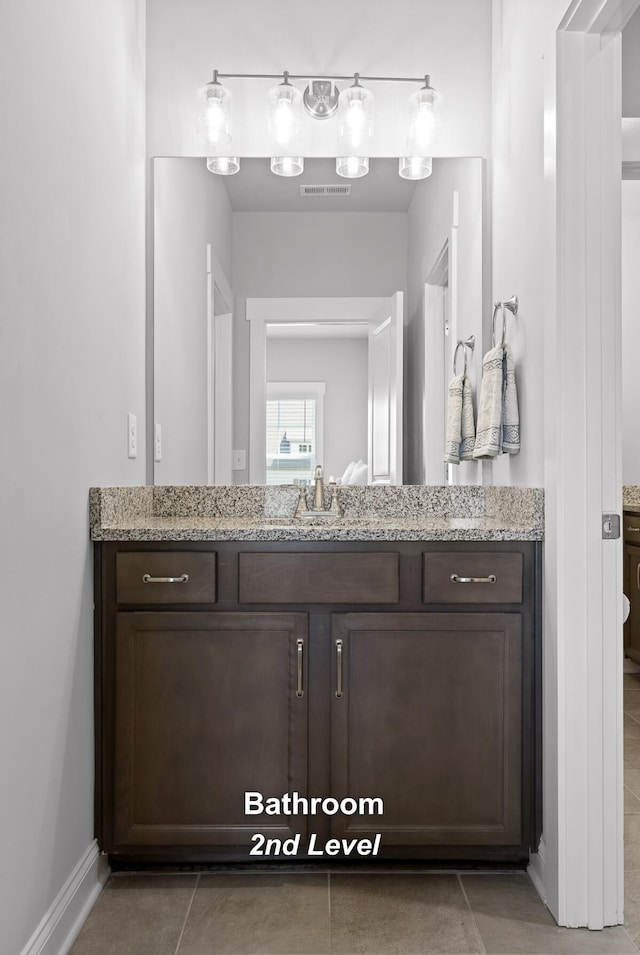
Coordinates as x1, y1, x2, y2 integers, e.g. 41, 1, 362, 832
116, 553, 217, 605
239, 552, 399, 604
625, 512, 640, 543
422, 553, 523, 604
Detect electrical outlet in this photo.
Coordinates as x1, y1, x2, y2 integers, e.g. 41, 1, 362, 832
127, 413, 137, 459
154, 423, 162, 463
232, 450, 246, 471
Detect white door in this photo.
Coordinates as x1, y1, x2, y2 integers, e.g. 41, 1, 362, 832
368, 291, 403, 484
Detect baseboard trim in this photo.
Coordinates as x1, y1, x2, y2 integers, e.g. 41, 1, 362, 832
19, 840, 110, 955
528, 838, 548, 906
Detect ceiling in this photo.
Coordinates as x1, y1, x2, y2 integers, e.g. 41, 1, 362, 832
266, 322, 369, 340
222, 157, 422, 213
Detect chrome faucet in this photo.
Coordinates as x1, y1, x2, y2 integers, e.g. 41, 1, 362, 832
292, 465, 342, 519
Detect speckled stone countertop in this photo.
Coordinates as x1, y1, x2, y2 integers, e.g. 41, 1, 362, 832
90, 485, 544, 542
624, 487, 640, 514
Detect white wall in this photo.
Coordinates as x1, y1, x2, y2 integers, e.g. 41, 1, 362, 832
623, 8, 640, 117
488, 0, 565, 489
267, 336, 368, 480
233, 212, 407, 480
146, 0, 492, 159
0, 2, 146, 953
154, 158, 233, 484
406, 158, 485, 485
622, 180, 640, 483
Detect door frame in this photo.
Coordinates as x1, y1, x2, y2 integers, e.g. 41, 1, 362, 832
246, 296, 387, 483
538, 0, 640, 929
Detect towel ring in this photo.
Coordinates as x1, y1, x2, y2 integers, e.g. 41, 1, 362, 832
491, 303, 507, 348
453, 341, 467, 377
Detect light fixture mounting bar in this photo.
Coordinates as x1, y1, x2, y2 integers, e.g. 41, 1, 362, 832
211, 72, 432, 85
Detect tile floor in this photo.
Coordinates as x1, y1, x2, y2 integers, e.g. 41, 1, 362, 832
70, 667, 640, 955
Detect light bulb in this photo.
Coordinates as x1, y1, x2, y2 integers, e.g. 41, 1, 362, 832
338, 82, 373, 154
197, 78, 232, 147
407, 83, 438, 153
267, 78, 302, 151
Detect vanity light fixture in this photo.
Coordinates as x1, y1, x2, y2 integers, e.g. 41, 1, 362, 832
200, 71, 439, 180
336, 74, 373, 179
267, 72, 304, 177
399, 76, 438, 180
197, 71, 232, 147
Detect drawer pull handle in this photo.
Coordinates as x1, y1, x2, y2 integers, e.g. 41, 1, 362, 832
142, 574, 190, 584
336, 639, 343, 699
627, 526, 640, 532
450, 574, 497, 584
637, 564, 640, 592
296, 639, 304, 698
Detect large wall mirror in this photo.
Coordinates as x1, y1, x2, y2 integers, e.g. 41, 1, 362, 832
153, 156, 485, 486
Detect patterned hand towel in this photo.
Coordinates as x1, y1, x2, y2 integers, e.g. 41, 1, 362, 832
444, 374, 476, 464
472, 344, 504, 458
444, 373, 464, 464
501, 342, 520, 453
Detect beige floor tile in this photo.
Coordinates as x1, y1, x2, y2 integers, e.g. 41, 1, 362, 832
461, 873, 636, 954
329, 873, 483, 954
627, 816, 640, 871
626, 739, 640, 771
177, 874, 329, 954
626, 715, 640, 738
627, 787, 640, 814
70, 874, 197, 955
625, 871, 640, 949
627, 771, 640, 799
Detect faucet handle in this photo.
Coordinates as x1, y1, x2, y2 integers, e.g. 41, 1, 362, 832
293, 485, 307, 519
329, 480, 343, 518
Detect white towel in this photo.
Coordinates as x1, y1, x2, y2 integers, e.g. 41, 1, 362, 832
444, 374, 476, 465
501, 343, 520, 453
472, 344, 504, 458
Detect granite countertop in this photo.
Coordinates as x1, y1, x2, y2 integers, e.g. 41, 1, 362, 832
90, 485, 544, 542
624, 487, 640, 514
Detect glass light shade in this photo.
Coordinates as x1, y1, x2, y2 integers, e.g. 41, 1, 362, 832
207, 156, 240, 176
407, 85, 438, 153
270, 156, 304, 177
336, 156, 369, 179
337, 83, 373, 154
197, 81, 232, 147
398, 156, 433, 180
267, 81, 303, 150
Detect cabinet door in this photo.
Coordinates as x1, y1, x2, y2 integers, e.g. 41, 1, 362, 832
626, 548, 640, 663
112, 612, 308, 848
330, 612, 523, 847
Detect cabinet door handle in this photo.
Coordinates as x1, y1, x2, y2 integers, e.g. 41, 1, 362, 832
296, 639, 304, 698
142, 573, 190, 584
627, 526, 640, 533
637, 563, 640, 592
335, 639, 343, 699
450, 574, 497, 584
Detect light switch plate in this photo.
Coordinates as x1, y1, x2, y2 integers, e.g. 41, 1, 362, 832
232, 450, 246, 471
127, 413, 137, 459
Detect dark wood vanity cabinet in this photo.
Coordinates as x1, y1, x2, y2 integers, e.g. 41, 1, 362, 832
95, 540, 541, 865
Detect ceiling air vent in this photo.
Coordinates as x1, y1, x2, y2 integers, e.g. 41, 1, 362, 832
299, 184, 352, 197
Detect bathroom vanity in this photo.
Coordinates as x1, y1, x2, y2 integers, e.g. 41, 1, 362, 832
91, 485, 543, 867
